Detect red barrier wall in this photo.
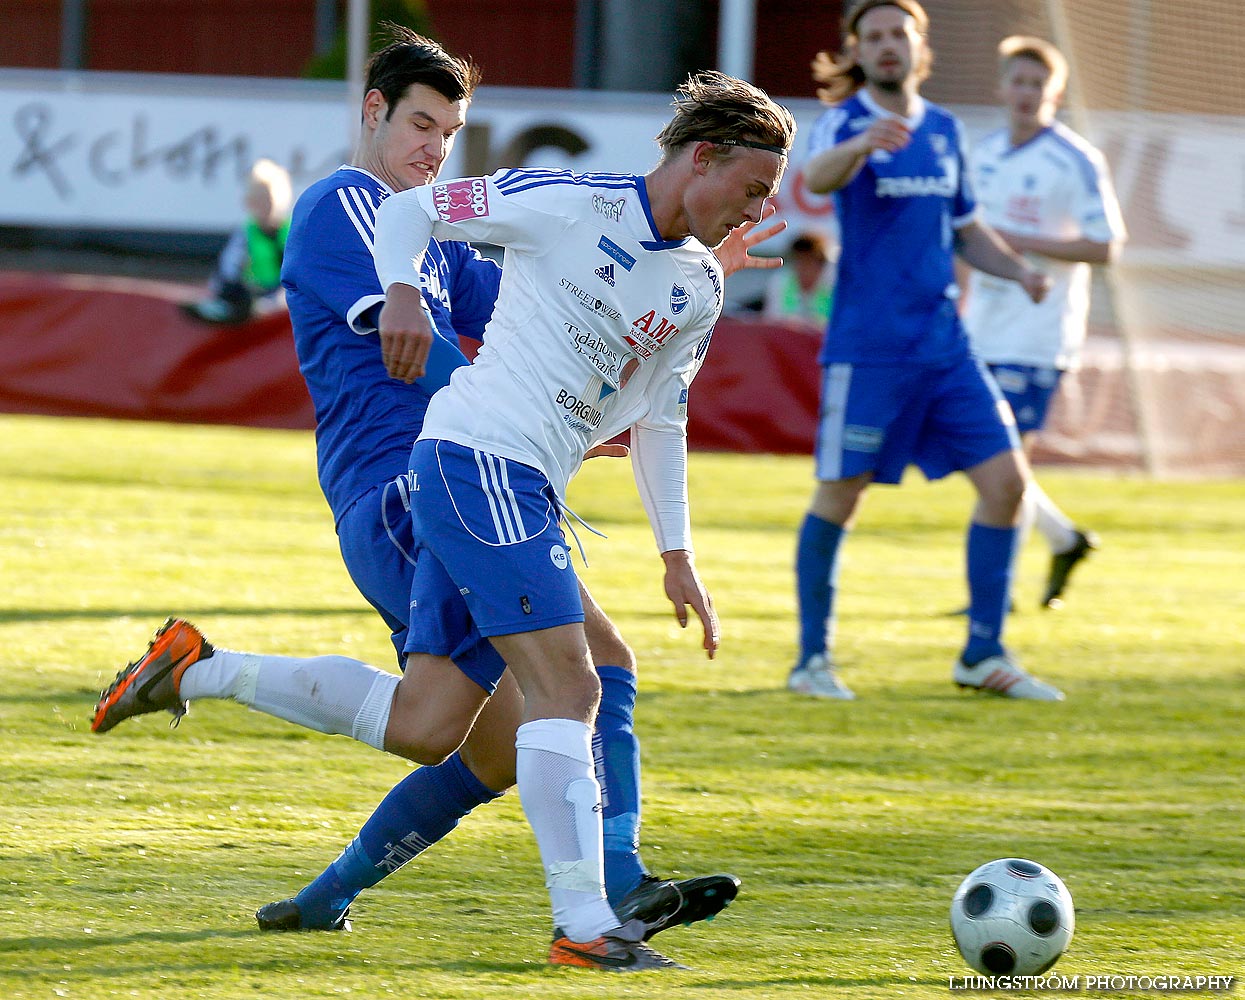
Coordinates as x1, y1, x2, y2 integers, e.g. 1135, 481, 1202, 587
6, 271, 1241, 474
0, 272, 315, 429
0, 271, 822, 451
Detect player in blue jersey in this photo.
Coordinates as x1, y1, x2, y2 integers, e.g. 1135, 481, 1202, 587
91, 32, 782, 954
963, 35, 1126, 609
788, 0, 1065, 701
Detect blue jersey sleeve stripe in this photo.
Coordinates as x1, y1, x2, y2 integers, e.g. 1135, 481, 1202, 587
1045, 130, 1105, 197
498, 177, 636, 196
345, 186, 379, 227
336, 187, 376, 252
494, 168, 637, 196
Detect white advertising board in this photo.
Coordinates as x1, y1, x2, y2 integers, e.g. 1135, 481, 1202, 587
2, 70, 1243, 268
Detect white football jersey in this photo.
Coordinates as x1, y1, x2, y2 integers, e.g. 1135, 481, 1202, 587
374, 168, 723, 548
964, 121, 1125, 369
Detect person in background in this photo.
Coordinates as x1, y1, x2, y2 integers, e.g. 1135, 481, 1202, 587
789, 0, 1065, 702
183, 158, 292, 324
962, 35, 1126, 608
762, 228, 837, 327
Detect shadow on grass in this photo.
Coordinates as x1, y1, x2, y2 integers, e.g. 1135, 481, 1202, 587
1, 925, 256, 956
0, 606, 369, 625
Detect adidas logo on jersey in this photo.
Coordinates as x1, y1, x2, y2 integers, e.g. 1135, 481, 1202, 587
595, 263, 616, 286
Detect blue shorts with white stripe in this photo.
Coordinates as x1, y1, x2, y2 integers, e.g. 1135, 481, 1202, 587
406, 439, 585, 653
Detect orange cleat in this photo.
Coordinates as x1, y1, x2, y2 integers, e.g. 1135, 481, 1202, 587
549, 925, 687, 971
91, 618, 214, 733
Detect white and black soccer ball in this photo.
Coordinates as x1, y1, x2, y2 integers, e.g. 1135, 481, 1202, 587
950, 858, 1074, 976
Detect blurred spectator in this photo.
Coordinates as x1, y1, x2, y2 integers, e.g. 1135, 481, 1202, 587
762, 229, 837, 327
183, 159, 292, 324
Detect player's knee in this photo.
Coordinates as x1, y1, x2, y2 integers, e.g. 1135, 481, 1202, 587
383, 710, 469, 764
458, 742, 517, 792
995, 468, 1027, 513
524, 660, 601, 722
585, 618, 636, 674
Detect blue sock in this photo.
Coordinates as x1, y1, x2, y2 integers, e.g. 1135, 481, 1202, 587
963, 521, 1019, 665
292, 752, 500, 927
594, 664, 647, 907
795, 513, 846, 667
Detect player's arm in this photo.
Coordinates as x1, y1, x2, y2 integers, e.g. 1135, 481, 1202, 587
374, 173, 567, 380
955, 219, 1051, 304
631, 422, 719, 659
989, 230, 1120, 265
804, 118, 911, 194
629, 310, 720, 659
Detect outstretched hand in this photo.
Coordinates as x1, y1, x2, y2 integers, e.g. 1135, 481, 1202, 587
713, 203, 788, 279
661, 549, 720, 659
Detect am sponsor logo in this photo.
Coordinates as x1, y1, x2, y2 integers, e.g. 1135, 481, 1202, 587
625, 309, 680, 359
432, 178, 489, 223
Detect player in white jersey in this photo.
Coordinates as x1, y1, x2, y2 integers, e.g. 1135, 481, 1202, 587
372, 71, 795, 970
963, 35, 1127, 607
90, 37, 782, 958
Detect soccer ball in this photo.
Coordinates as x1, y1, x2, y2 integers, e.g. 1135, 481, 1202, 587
950, 858, 1075, 976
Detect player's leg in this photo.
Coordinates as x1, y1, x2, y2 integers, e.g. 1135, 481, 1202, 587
92, 485, 403, 737
962, 447, 1028, 663
791, 474, 868, 699
927, 360, 1062, 700
580, 583, 740, 933
261, 525, 523, 930
94, 642, 479, 757
792, 362, 895, 699
418, 439, 680, 967
580, 585, 645, 901
989, 364, 1097, 606
261, 665, 523, 931
1017, 367, 1099, 607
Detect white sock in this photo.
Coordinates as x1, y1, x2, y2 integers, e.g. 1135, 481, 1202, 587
179, 649, 399, 750
1028, 481, 1077, 553
516, 718, 618, 943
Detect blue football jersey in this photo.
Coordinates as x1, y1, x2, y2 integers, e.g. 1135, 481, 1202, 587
808, 92, 977, 366
282, 166, 501, 522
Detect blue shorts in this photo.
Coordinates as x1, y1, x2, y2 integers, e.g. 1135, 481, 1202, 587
814, 356, 1019, 485
987, 363, 1063, 434
335, 480, 506, 694
408, 438, 584, 644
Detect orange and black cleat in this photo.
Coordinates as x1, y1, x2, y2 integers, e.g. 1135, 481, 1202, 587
91, 618, 214, 733
549, 923, 688, 972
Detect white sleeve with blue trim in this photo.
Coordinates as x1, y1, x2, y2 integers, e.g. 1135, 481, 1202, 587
374, 172, 571, 290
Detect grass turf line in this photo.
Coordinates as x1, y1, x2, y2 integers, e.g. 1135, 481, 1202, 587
1, 414, 1241, 999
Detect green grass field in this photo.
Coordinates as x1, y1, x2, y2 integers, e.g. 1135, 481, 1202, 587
1, 413, 1241, 999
